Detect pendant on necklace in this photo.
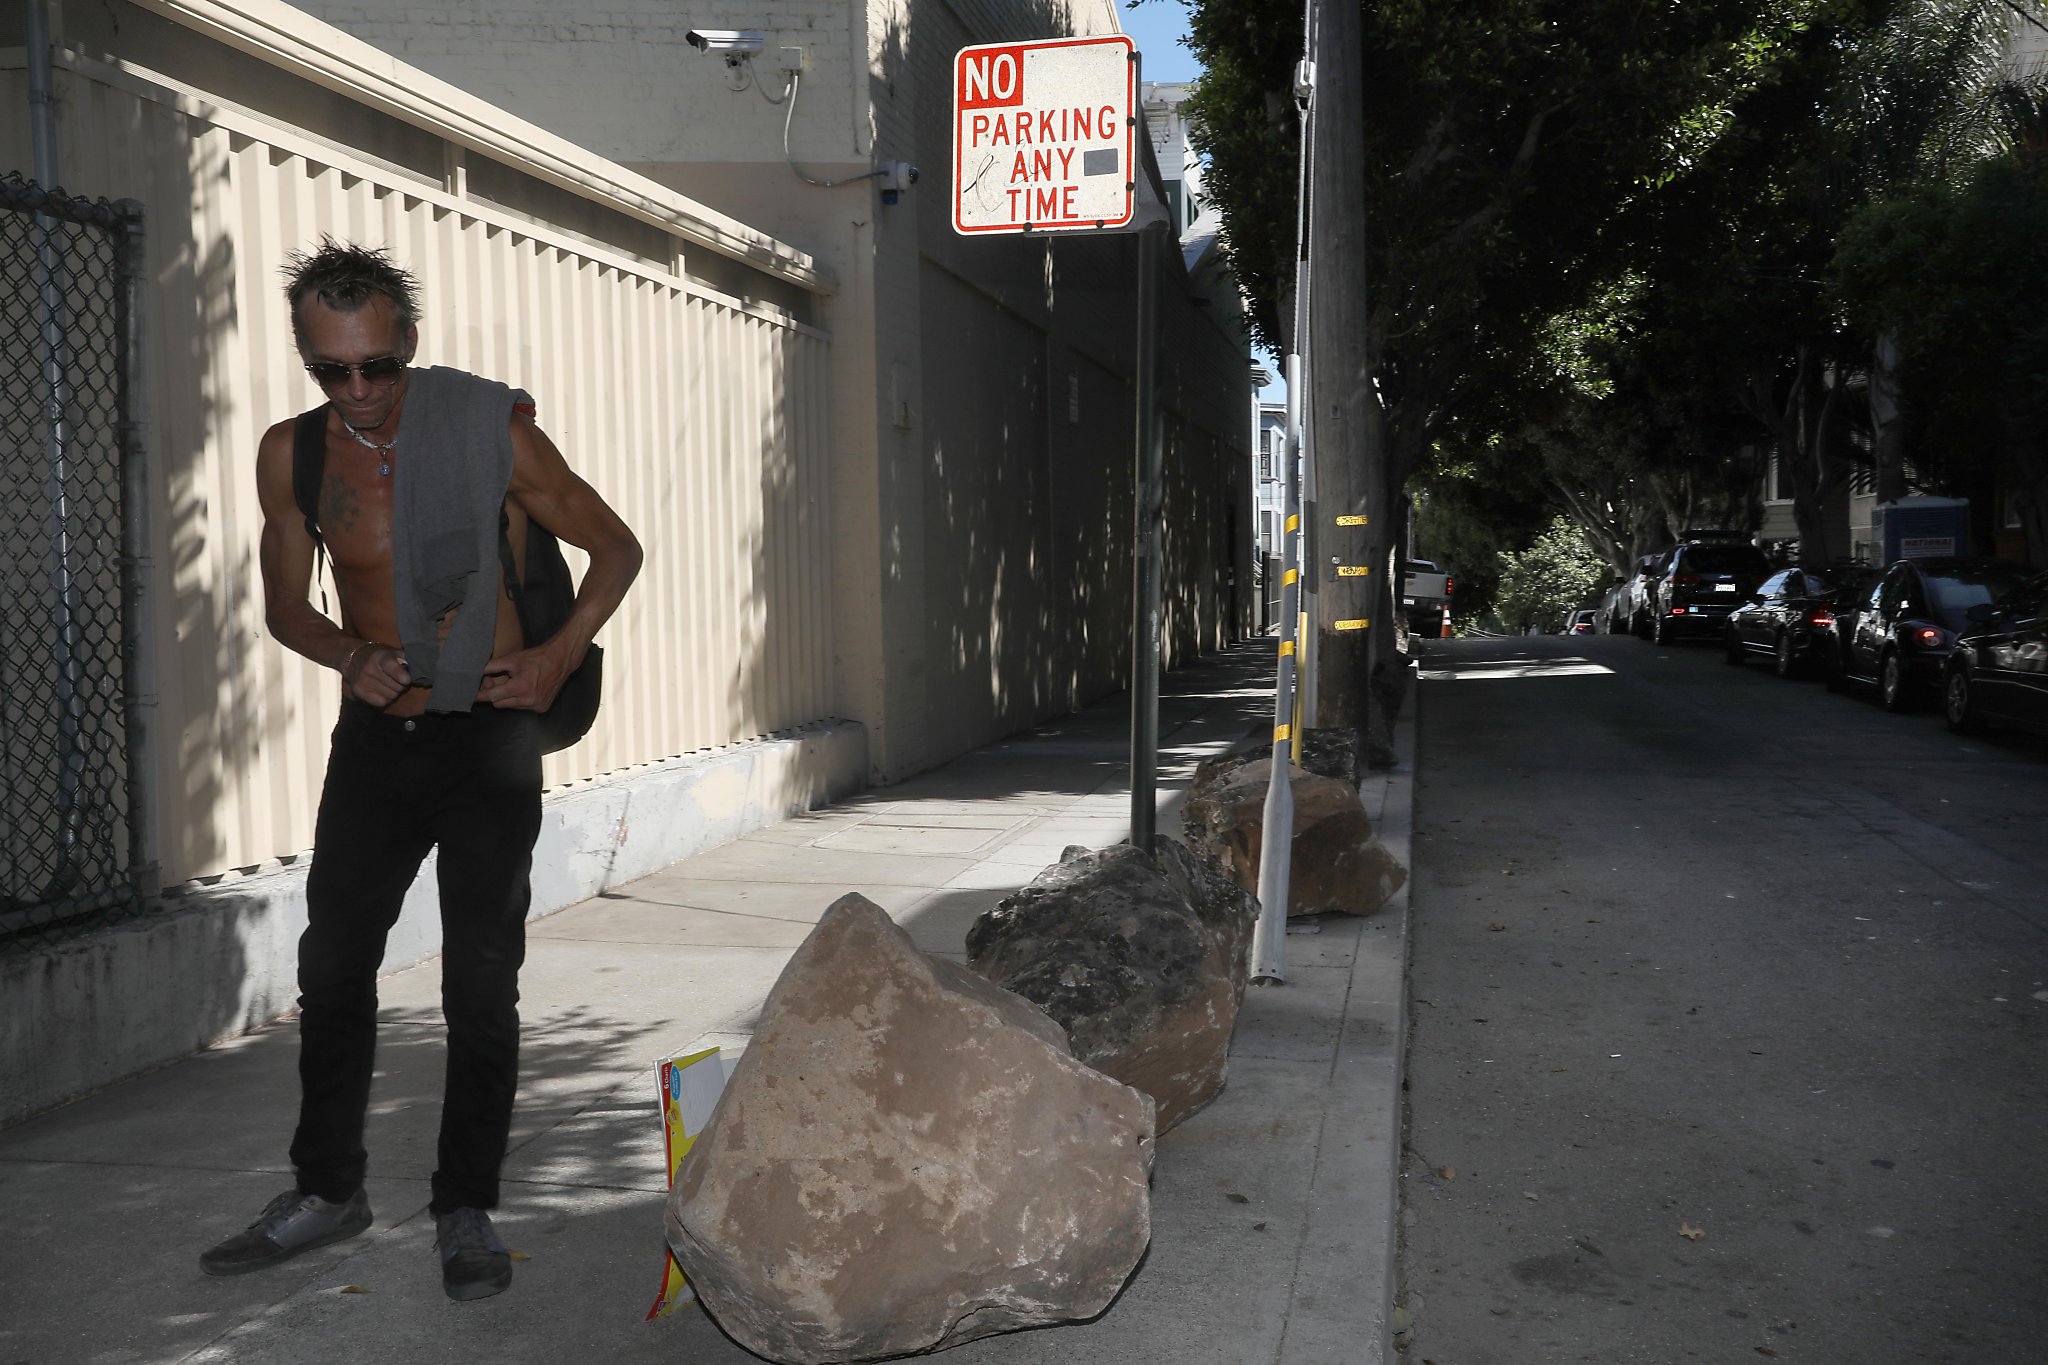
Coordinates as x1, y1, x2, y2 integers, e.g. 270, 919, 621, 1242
342, 421, 397, 477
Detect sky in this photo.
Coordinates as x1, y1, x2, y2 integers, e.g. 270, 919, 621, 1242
1114, 1, 1286, 398
1115, 1, 1201, 85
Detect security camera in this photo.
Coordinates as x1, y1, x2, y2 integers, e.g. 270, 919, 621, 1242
686, 30, 767, 55
878, 161, 919, 205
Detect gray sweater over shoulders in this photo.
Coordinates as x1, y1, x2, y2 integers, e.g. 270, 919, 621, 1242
389, 365, 533, 712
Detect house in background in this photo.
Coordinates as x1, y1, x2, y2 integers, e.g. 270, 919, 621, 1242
1252, 382, 1286, 627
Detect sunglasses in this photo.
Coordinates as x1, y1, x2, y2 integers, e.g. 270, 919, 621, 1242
304, 355, 408, 388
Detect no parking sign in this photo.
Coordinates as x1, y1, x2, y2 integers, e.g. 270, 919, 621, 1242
952, 35, 1137, 235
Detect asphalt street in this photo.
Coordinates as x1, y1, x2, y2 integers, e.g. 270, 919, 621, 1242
1398, 631, 2048, 1365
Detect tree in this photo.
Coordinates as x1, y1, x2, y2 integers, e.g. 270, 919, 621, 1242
1834, 147, 2048, 560
1186, 0, 1802, 723
1493, 516, 1609, 634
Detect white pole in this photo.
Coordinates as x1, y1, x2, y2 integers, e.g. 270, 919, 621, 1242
1249, 355, 1302, 984
1293, 0, 1321, 736
1250, 0, 1321, 984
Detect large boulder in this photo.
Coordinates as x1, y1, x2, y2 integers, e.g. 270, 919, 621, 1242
666, 894, 1154, 1365
1181, 753, 1406, 917
964, 839, 1258, 1132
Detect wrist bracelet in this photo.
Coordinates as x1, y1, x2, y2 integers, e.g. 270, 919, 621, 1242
341, 640, 372, 678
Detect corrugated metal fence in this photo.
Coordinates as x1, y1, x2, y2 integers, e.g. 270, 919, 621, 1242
3, 50, 834, 900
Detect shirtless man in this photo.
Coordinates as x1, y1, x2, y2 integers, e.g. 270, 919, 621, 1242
199, 241, 641, 1300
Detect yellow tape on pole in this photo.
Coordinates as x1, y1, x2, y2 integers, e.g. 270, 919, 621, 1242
1285, 514, 1300, 533
1280, 640, 1295, 656
1291, 627, 1306, 763
1334, 618, 1370, 631
1283, 568, 1298, 586
1274, 723, 1292, 742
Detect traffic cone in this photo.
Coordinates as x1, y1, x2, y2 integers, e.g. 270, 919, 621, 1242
1440, 616, 1454, 639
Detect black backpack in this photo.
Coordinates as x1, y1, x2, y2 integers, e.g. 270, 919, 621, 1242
292, 405, 602, 753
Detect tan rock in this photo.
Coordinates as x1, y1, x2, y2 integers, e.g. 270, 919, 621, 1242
965, 839, 1258, 1133
1182, 753, 1406, 917
665, 893, 1155, 1365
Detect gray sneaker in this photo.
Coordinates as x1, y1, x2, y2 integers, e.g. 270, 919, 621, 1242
199, 1187, 372, 1276
434, 1207, 513, 1302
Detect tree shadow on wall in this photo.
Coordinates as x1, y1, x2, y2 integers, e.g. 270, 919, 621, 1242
857, 0, 1253, 776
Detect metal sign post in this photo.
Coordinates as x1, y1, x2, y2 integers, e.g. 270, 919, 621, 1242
952, 36, 1170, 849
1129, 215, 1164, 848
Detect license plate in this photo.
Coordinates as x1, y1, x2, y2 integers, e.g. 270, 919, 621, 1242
1714, 583, 1735, 593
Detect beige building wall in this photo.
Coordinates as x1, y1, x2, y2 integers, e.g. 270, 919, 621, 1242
286, 0, 1258, 782
2, 0, 836, 887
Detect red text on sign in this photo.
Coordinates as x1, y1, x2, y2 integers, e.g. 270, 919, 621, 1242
964, 106, 1120, 148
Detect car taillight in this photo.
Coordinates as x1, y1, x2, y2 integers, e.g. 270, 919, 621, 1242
1913, 626, 1945, 648
1809, 609, 1834, 629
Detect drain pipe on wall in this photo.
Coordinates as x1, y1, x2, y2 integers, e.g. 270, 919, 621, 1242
27, 0, 59, 182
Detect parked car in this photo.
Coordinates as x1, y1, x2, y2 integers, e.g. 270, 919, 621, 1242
1622, 552, 1670, 636
1825, 557, 2037, 710
1564, 609, 1598, 636
1721, 566, 1847, 677
1942, 570, 2048, 735
1402, 559, 1452, 636
1645, 539, 1772, 645
1594, 579, 1632, 633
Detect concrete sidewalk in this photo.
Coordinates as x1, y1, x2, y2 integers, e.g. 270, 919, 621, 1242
0, 641, 1414, 1365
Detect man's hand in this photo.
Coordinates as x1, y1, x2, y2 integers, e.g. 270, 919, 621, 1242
343, 644, 413, 708
476, 641, 576, 711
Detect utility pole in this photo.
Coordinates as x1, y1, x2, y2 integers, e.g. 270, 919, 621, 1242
1306, 0, 1378, 732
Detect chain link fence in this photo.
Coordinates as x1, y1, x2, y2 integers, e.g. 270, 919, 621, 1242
1, 173, 156, 952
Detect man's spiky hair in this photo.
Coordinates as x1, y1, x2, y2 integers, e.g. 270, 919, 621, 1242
282, 237, 422, 346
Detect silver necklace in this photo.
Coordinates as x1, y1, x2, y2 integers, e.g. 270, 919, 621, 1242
342, 422, 397, 476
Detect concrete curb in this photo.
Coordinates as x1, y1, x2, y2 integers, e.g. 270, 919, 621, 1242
1274, 663, 1417, 1365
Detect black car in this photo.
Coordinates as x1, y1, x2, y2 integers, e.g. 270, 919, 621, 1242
1943, 569, 2048, 736
1826, 557, 2037, 710
1721, 566, 1846, 677
1646, 539, 1772, 644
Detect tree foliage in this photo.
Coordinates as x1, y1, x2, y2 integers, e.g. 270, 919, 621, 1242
1183, 0, 2048, 611
1834, 147, 2048, 554
1493, 515, 1608, 633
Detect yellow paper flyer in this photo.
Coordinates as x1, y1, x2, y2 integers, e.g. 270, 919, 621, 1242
644, 1046, 728, 1320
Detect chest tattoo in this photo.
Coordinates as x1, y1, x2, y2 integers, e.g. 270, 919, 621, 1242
318, 472, 363, 537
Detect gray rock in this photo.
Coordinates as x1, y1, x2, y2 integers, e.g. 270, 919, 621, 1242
666, 893, 1154, 1365
965, 840, 1257, 1132
1181, 755, 1406, 917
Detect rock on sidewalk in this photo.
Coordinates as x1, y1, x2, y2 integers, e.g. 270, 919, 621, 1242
665, 893, 1155, 1365
964, 839, 1259, 1132
1181, 752, 1406, 917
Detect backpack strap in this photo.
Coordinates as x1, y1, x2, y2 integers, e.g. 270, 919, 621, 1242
498, 506, 529, 617
292, 405, 332, 613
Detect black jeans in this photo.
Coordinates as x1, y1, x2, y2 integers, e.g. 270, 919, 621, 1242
289, 699, 543, 1215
